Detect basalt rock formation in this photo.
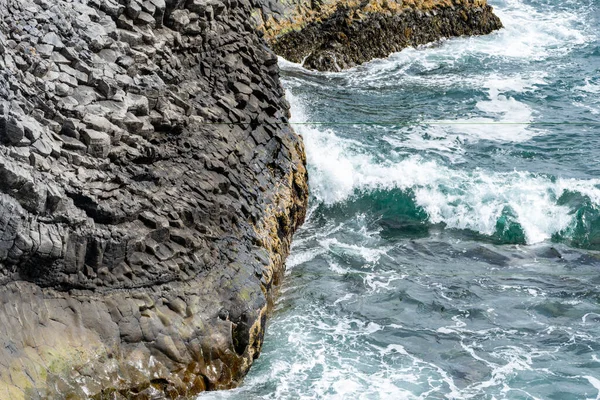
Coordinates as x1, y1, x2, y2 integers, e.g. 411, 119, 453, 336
256, 0, 503, 71
0, 0, 502, 396
0, 0, 308, 398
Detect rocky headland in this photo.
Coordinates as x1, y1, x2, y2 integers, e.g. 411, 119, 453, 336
256, 0, 503, 71
0, 0, 500, 398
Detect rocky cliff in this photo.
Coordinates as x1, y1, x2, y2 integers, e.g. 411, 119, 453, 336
0, 0, 502, 397
0, 0, 308, 398
254, 0, 503, 71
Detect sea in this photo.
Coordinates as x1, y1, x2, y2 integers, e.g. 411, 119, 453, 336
202, 0, 600, 398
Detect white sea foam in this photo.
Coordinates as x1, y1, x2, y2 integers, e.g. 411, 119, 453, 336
378, 73, 547, 165
584, 375, 600, 400
572, 75, 600, 114
319, 237, 391, 265
286, 246, 326, 269
439, 76, 541, 143
582, 313, 600, 324
240, 307, 459, 400
286, 86, 600, 244
380, 74, 546, 162
576, 78, 600, 96
345, 0, 591, 84
280, 0, 600, 245
289, 89, 600, 244
363, 272, 404, 293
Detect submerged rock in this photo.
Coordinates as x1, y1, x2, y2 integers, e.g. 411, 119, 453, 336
256, 0, 503, 71
0, 0, 308, 397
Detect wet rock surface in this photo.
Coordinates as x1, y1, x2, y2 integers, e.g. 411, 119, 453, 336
257, 0, 503, 71
0, 0, 308, 398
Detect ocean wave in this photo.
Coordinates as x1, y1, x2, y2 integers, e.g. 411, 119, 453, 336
287, 90, 600, 246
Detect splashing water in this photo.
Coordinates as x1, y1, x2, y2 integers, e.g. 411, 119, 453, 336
201, 0, 600, 398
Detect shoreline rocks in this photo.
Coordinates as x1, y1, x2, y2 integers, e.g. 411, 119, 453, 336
0, 0, 307, 397
256, 0, 503, 71
0, 0, 502, 396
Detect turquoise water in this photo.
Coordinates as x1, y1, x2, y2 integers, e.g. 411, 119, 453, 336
203, 0, 600, 398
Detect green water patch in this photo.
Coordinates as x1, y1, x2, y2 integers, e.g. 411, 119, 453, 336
314, 188, 431, 238
554, 191, 600, 250
493, 206, 527, 245
315, 188, 533, 245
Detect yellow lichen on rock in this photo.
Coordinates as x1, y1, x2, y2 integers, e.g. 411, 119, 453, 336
259, 0, 482, 41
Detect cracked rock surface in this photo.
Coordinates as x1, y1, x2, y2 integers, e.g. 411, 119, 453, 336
0, 0, 308, 397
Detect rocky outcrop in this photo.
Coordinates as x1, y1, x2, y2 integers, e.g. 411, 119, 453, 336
0, 0, 308, 398
0, 0, 502, 395
255, 0, 503, 71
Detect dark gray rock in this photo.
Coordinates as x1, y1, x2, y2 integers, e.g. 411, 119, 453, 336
35, 43, 54, 57
126, 0, 143, 19
0, 116, 25, 145
42, 31, 65, 49
81, 128, 111, 157
96, 77, 119, 98
0, 0, 309, 398
136, 11, 156, 25
169, 9, 190, 29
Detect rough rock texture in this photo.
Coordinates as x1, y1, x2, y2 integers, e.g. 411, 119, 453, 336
0, 0, 308, 398
255, 0, 503, 71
